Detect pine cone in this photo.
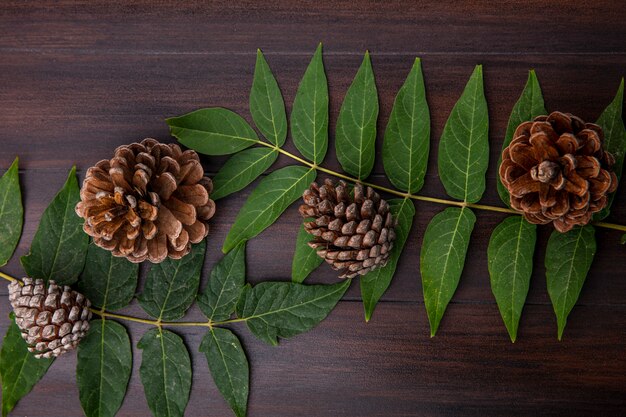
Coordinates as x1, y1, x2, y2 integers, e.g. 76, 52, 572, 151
299, 179, 397, 279
8, 278, 92, 358
500, 111, 618, 233
76, 138, 216, 263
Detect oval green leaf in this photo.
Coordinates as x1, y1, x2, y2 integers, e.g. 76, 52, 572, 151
335, 51, 379, 180
438, 65, 489, 203
77, 319, 132, 417
487, 216, 537, 342
250, 49, 287, 147
497, 70, 546, 206
199, 328, 249, 417
291, 222, 323, 284
545, 225, 596, 340
197, 242, 246, 321
21, 166, 88, 285
138, 240, 206, 321
223, 165, 316, 253
361, 198, 415, 322
167, 108, 259, 155
211, 147, 278, 200
593, 78, 625, 220
138, 328, 192, 417
420, 207, 476, 336
291, 43, 329, 164
382, 58, 430, 194
236, 280, 350, 345
78, 244, 138, 311
0, 314, 54, 417
0, 157, 23, 266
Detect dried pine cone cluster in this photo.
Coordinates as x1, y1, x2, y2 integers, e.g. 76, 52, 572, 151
500, 111, 618, 232
76, 138, 216, 263
9, 278, 92, 358
299, 179, 397, 278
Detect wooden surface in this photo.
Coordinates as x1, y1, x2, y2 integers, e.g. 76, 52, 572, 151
1, 1, 625, 416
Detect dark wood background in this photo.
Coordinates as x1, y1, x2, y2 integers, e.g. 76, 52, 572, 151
1, 1, 625, 416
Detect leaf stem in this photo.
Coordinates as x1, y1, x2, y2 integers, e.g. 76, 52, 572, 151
255, 140, 626, 231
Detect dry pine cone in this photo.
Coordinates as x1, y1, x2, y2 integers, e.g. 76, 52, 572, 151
76, 138, 216, 263
299, 179, 397, 278
500, 111, 618, 232
8, 278, 92, 358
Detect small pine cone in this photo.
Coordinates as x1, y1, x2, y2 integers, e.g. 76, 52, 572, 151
8, 278, 92, 359
76, 138, 216, 263
500, 111, 618, 233
299, 179, 397, 279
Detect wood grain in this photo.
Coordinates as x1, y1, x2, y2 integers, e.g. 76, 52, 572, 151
0, 1, 625, 416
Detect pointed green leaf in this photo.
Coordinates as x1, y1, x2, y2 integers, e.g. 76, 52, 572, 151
291, 222, 323, 283
291, 43, 329, 164
546, 225, 596, 340
197, 242, 246, 321
250, 50, 287, 147
438, 65, 489, 203
76, 320, 132, 417
21, 166, 88, 285
167, 108, 259, 155
200, 328, 249, 417
382, 58, 430, 193
0, 314, 53, 417
593, 79, 625, 220
78, 244, 138, 311
138, 328, 192, 417
138, 240, 205, 321
211, 147, 278, 200
361, 198, 415, 321
488, 216, 537, 342
335, 52, 379, 180
497, 70, 546, 206
421, 207, 476, 336
0, 158, 22, 266
236, 280, 349, 345
223, 166, 316, 253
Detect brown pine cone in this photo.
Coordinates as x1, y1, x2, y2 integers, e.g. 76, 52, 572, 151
299, 179, 397, 279
500, 111, 618, 233
8, 278, 92, 358
76, 138, 216, 263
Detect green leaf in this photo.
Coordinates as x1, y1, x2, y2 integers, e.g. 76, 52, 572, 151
138, 328, 192, 417
360, 198, 415, 322
420, 207, 476, 336
223, 166, 316, 253
545, 225, 596, 340
236, 280, 349, 345
497, 70, 546, 206
382, 58, 430, 193
21, 166, 88, 285
138, 240, 206, 321
167, 108, 259, 155
197, 242, 246, 321
621, 233, 626, 245
199, 328, 249, 417
593, 78, 625, 220
0, 158, 23, 266
77, 319, 132, 417
0, 314, 53, 417
437, 65, 489, 203
335, 51, 379, 180
211, 147, 278, 200
78, 244, 138, 311
291, 43, 329, 164
250, 49, 287, 147
291, 223, 323, 283
487, 216, 537, 342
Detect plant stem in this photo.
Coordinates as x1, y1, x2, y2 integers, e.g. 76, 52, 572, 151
256, 140, 626, 231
